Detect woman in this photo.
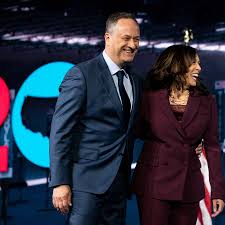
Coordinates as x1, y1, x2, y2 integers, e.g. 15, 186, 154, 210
132, 45, 225, 225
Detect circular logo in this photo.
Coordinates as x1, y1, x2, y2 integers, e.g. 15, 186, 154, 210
0, 77, 10, 126
12, 62, 74, 168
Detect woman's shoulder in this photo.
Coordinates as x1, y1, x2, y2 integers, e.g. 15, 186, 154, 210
201, 93, 215, 102
142, 88, 167, 96
195, 91, 215, 104
140, 89, 167, 103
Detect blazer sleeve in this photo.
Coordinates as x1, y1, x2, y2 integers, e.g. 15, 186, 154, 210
203, 95, 225, 200
49, 66, 86, 187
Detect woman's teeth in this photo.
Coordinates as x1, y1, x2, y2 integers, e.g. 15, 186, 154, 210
192, 74, 199, 80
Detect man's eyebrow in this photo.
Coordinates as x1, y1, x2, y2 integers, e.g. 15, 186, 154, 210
122, 34, 140, 38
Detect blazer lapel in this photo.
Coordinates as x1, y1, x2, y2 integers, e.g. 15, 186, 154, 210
158, 89, 185, 137
97, 55, 124, 123
181, 93, 200, 129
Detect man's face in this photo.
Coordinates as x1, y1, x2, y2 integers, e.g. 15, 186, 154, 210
105, 18, 140, 67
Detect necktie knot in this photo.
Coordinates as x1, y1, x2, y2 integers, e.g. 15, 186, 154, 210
116, 70, 125, 81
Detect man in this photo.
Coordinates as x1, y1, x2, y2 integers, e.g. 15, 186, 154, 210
49, 12, 141, 225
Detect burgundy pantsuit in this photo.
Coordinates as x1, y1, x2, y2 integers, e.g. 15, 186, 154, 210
132, 89, 225, 225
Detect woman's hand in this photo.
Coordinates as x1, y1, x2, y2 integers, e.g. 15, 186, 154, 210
211, 199, 225, 217
195, 143, 203, 157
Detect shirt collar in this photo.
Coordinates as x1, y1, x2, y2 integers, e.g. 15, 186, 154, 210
102, 51, 128, 78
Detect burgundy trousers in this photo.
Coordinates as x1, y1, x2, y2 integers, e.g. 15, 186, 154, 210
137, 196, 199, 225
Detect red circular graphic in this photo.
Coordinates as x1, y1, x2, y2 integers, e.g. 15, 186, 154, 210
0, 77, 10, 126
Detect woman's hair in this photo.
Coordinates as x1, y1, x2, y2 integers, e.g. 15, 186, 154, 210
145, 44, 209, 95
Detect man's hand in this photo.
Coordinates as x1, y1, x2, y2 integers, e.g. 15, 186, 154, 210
52, 184, 72, 214
211, 199, 225, 217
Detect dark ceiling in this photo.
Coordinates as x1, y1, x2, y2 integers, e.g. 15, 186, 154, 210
1, 0, 224, 24
1, 0, 225, 47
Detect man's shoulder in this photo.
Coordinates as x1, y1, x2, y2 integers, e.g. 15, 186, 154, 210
78, 54, 103, 70
65, 54, 103, 78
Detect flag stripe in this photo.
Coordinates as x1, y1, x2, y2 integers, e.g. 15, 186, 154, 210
196, 147, 212, 225
197, 208, 203, 225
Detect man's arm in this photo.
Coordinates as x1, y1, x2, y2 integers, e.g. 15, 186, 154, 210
50, 66, 86, 186
49, 66, 86, 213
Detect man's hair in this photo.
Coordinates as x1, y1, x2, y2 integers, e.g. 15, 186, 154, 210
105, 12, 138, 33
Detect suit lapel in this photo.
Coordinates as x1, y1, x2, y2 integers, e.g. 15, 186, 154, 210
158, 89, 201, 135
97, 55, 124, 123
181, 93, 200, 129
158, 89, 184, 137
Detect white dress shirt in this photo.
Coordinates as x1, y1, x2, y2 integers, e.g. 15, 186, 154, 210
102, 51, 133, 110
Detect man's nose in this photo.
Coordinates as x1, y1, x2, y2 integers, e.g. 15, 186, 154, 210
128, 39, 137, 49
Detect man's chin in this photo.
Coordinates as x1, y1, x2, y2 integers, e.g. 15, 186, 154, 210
123, 56, 135, 63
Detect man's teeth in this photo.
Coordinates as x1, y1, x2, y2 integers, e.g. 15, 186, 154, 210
124, 49, 133, 53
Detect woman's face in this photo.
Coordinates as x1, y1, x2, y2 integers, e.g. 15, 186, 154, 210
185, 54, 201, 87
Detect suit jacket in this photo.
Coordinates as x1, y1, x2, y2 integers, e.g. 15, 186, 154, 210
49, 54, 141, 194
133, 89, 225, 202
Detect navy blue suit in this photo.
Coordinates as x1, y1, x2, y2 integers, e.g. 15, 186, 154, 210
49, 54, 141, 225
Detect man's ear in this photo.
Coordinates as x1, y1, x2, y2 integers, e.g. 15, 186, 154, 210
104, 32, 111, 45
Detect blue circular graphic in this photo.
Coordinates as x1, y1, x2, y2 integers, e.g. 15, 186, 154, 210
12, 62, 74, 168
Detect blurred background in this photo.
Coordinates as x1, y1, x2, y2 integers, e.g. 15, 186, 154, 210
0, 0, 225, 225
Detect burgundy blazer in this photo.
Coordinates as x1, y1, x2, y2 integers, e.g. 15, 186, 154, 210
132, 89, 225, 202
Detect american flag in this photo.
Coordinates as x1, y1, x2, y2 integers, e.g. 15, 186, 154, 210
196, 147, 212, 225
